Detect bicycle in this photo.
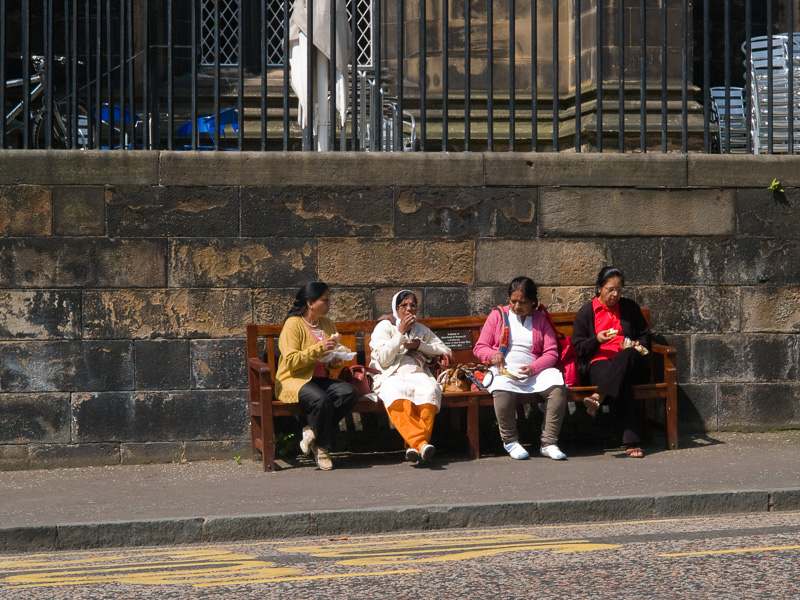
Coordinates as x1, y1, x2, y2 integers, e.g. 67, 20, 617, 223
4, 55, 93, 149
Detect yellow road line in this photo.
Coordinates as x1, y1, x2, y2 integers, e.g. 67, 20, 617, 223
193, 568, 422, 587
661, 544, 800, 557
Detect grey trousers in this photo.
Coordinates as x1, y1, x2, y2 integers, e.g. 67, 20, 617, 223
492, 384, 567, 447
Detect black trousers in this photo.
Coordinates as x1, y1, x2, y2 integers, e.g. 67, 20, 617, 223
589, 348, 649, 446
297, 377, 360, 449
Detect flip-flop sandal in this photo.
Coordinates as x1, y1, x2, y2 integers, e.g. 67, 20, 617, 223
583, 395, 601, 417
625, 445, 644, 458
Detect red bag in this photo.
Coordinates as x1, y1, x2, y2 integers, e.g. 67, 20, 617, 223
537, 304, 579, 386
338, 365, 381, 396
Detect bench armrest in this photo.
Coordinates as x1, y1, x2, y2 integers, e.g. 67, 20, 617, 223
650, 342, 677, 356
248, 357, 271, 374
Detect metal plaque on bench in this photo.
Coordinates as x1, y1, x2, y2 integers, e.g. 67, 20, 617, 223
435, 329, 473, 351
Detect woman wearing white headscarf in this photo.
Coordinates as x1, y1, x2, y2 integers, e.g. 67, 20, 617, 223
369, 290, 452, 464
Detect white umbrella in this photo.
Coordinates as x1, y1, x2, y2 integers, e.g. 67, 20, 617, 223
289, 0, 350, 147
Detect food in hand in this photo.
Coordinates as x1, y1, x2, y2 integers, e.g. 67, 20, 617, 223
607, 328, 618, 336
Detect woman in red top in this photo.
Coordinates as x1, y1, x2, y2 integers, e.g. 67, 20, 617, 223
571, 267, 651, 458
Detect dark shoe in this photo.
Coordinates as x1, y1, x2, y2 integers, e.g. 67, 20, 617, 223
421, 444, 435, 461
406, 448, 421, 463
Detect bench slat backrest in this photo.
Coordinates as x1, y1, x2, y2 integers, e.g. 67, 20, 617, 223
246, 308, 652, 383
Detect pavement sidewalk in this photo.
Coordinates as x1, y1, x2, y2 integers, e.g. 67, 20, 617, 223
2, 431, 800, 553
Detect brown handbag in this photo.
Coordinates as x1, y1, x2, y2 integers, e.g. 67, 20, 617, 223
436, 365, 473, 392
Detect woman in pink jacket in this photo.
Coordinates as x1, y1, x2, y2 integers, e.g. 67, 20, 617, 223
474, 277, 567, 461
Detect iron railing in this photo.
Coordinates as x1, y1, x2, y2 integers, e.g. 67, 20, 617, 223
1, 0, 798, 153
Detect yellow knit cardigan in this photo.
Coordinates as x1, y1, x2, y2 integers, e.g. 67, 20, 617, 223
275, 316, 340, 403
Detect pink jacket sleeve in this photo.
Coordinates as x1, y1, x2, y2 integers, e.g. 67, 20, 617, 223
528, 311, 559, 376
473, 307, 504, 363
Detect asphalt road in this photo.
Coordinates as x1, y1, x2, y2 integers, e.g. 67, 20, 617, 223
2, 511, 799, 599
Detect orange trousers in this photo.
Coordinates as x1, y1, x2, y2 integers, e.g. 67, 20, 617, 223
385, 399, 438, 452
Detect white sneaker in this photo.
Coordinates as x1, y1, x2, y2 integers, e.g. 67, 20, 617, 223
540, 444, 567, 460
299, 426, 316, 456
406, 448, 421, 463
421, 444, 435, 461
503, 441, 529, 460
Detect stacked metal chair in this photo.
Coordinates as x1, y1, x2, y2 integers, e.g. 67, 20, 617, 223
744, 34, 800, 154
709, 86, 749, 153
354, 67, 416, 152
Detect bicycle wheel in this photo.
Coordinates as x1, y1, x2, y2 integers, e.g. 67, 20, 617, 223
34, 101, 94, 149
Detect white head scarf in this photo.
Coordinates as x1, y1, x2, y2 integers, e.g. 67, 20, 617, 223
391, 289, 414, 328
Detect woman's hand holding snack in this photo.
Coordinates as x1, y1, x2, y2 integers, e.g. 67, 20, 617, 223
597, 328, 618, 343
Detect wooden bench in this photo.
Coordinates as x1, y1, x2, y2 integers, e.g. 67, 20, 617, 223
246, 308, 677, 471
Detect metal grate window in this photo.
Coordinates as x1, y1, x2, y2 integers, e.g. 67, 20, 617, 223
264, 0, 372, 67
201, 0, 240, 66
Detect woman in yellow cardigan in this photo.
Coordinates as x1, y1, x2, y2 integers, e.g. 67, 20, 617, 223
275, 282, 359, 470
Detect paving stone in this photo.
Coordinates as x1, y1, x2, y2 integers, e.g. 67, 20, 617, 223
241, 187, 393, 236
0, 150, 158, 185
534, 285, 596, 312
135, 340, 191, 390
692, 334, 796, 383
191, 339, 246, 389
319, 239, 474, 285
0, 290, 82, 339
82, 289, 252, 339
393, 187, 537, 237
312, 507, 430, 535
120, 442, 183, 465
678, 383, 718, 433
540, 187, 735, 236
742, 286, 800, 333
0, 444, 30, 470
475, 239, 605, 286
663, 237, 800, 286
0, 185, 51, 236
0, 393, 71, 443
770, 489, 800, 512
52, 186, 105, 236
71, 390, 249, 442
422, 286, 513, 318
169, 238, 317, 287
57, 518, 204, 550
159, 151, 484, 187
0, 526, 58, 552
654, 490, 768, 517
486, 153, 687, 187
736, 187, 800, 237
603, 239, 663, 286
637, 286, 740, 334
0, 341, 133, 392
689, 154, 800, 188
718, 383, 800, 430
204, 513, 313, 541
0, 238, 167, 288
183, 440, 251, 461
27, 443, 121, 468
427, 503, 539, 528
107, 185, 238, 236
537, 496, 655, 523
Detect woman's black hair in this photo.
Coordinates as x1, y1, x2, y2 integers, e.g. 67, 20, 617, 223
394, 290, 418, 309
286, 281, 330, 320
595, 266, 625, 296
507, 276, 538, 306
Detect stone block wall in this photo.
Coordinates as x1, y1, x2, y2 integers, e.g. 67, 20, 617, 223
1, 150, 799, 469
